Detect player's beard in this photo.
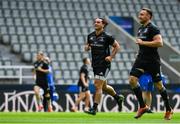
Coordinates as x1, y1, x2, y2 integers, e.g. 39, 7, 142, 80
95, 27, 103, 33
139, 18, 149, 25
139, 20, 146, 25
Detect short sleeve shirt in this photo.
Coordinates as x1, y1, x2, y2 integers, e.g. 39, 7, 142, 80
34, 61, 49, 84
87, 31, 115, 68
137, 22, 161, 62
78, 64, 89, 86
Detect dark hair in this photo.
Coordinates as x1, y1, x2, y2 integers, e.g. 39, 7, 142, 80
83, 58, 88, 64
100, 18, 108, 27
141, 8, 153, 19
95, 17, 108, 28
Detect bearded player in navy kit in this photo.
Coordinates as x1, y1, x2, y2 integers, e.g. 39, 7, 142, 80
85, 17, 124, 115
129, 8, 173, 120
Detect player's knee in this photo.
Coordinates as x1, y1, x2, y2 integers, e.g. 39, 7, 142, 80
94, 80, 103, 89
95, 86, 102, 92
34, 89, 38, 94
34, 87, 39, 94
94, 81, 103, 94
96, 88, 102, 94
102, 84, 107, 91
129, 76, 138, 87
45, 92, 50, 97
86, 93, 90, 99
45, 93, 51, 100
155, 81, 165, 91
146, 92, 152, 96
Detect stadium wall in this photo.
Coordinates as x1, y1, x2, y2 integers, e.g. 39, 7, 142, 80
0, 84, 179, 112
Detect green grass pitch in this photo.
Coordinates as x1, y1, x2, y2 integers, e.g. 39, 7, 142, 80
0, 112, 179, 124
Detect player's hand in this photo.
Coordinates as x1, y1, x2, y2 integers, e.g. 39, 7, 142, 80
84, 84, 89, 87
136, 39, 144, 45
37, 67, 42, 71
83, 82, 89, 87
84, 45, 91, 51
105, 56, 113, 62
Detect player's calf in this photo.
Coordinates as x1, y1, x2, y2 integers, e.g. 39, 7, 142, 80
116, 95, 124, 112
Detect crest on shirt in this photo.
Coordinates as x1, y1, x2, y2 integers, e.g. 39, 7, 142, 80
99, 72, 103, 76
138, 28, 148, 34
90, 37, 94, 40
143, 28, 148, 33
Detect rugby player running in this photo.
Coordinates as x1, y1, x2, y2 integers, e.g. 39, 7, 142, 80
85, 17, 124, 115
129, 8, 173, 120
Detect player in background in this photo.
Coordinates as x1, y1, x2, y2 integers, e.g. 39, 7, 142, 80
71, 58, 91, 112
85, 17, 124, 115
33, 52, 52, 112
139, 73, 167, 113
129, 8, 173, 120
44, 57, 59, 101
43, 56, 60, 111
139, 73, 153, 113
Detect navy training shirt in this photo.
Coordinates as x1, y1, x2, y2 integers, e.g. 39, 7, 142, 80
87, 31, 115, 68
137, 22, 161, 62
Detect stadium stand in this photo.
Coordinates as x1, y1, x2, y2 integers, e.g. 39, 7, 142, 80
0, 0, 179, 84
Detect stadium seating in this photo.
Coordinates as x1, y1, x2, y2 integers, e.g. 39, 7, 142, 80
0, 54, 15, 77
0, 0, 179, 84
